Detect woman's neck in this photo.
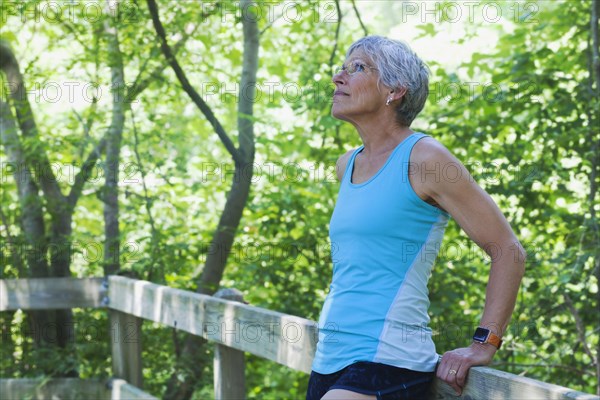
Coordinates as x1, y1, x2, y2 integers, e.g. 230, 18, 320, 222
354, 119, 414, 157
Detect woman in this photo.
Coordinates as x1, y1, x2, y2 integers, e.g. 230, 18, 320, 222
306, 36, 525, 400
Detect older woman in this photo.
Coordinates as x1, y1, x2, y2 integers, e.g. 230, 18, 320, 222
306, 36, 525, 400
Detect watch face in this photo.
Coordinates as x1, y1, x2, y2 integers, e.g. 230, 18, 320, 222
473, 327, 490, 342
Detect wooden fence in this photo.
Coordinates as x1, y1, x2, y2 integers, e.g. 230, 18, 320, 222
0, 276, 598, 400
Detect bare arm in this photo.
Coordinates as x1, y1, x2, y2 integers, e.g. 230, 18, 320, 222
410, 137, 526, 395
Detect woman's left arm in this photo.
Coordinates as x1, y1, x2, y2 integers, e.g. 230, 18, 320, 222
411, 138, 526, 396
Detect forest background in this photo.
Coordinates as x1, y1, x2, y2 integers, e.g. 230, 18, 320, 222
0, 0, 598, 398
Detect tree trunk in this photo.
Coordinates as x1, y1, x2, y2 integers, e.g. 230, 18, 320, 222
102, 0, 127, 276
198, 0, 258, 296
146, 0, 259, 397
0, 99, 57, 359
0, 39, 79, 375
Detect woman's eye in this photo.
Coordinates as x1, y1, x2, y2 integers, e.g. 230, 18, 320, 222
354, 63, 365, 72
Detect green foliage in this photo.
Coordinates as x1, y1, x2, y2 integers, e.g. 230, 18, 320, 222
1, 0, 597, 397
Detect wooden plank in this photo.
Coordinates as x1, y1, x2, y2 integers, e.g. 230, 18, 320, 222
110, 310, 143, 388
0, 378, 157, 400
0, 277, 106, 311
108, 276, 318, 373
0, 378, 108, 399
214, 289, 246, 400
6, 277, 592, 399
109, 378, 158, 399
214, 342, 246, 400
107, 277, 598, 399
431, 366, 599, 400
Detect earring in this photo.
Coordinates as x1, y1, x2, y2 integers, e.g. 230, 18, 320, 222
386, 98, 392, 106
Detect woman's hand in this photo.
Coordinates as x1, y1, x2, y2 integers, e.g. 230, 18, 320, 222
436, 343, 497, 395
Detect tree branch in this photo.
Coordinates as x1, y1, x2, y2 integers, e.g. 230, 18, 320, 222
564, 294, 595, 365
60, 19, 93, 54
236, 0, 259, 163
129, 22, 200, 99
67, 137, 106, 208
72, 107, 93, 160
129, 111, 157, 233
146, 0, 244, 166
328, 0, 342, 72
260, 8, 285, 36
351, 0, 368, 36
129, 108, 162, 281
0, 41, 66, 213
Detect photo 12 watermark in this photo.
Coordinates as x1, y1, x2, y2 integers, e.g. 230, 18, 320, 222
1, 81, 141, 105
205, 318, 319, 345
1, 161, 142, 186
399, 1, 539, 24
1, 240, 141, 266
1, 1, 539, 28
3, 320, 142, 344
199, 1, 339, 24
1, 1, 142, 24
429, 80, 540, 105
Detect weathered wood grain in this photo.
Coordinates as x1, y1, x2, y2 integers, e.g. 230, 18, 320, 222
0, 378, 157, 399
0, 277, 106, 310
107, 275, 318, 373
4, 276, 597, 400
431, 364, 599, 399
214, 288, 246, 400
110, 309, 143, 389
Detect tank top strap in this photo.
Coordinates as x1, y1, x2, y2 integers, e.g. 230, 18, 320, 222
389, 132, 429, 165
341, 146, 365, 184
390, 132, 429, 174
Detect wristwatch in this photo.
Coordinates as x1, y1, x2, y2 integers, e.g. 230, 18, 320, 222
472, 327, 503, 349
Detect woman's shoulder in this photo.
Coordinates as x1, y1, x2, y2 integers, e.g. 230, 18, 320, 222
410, 135, 475, 199
411, 135, 457, 165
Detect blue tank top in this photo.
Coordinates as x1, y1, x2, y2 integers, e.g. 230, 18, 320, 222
312, 133, 449, 374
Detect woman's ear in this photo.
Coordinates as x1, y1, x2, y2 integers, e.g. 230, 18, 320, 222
391, 88, 407, 101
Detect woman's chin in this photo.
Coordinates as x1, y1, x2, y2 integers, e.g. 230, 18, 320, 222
331, 106, 349, 121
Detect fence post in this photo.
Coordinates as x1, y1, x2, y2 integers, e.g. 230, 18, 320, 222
109, 308, 143, 388
214, 288, 246, 400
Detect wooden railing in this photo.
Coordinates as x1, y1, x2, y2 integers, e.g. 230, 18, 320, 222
0, 277, 598, 400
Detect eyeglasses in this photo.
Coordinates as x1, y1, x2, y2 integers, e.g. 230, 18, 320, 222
335, 61, 378, 76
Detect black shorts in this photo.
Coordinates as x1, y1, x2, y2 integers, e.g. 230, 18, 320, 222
306, 361, 433, 400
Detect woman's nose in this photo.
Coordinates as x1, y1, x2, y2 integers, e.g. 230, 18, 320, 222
332, 69, 345, 84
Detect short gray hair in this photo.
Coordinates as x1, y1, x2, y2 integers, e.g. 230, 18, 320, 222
347, 36, 429, 127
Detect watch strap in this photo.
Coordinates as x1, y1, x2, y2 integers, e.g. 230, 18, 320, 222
486, 332, 503, 349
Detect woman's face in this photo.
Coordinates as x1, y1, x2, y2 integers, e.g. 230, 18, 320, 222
331, 49, 388, 122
